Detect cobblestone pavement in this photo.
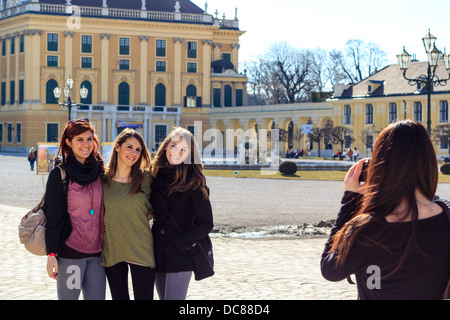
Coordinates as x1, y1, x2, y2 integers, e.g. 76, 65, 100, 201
2, 153, 450, 300
1, 204, 356, 300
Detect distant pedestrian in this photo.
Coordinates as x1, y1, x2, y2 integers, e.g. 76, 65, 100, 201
353, 147, 359, 162
321, 120, 450, 299
346, 147, 353, 162
28, 147, 36, 170
44, 118, 106, 300
150, 127, 213, 300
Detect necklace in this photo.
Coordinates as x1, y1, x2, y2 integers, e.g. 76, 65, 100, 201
89, 184, 94, 215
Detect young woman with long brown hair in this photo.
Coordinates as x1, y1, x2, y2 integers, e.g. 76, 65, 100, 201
44, 118, 106, 300
101, 128, 155, 300
321, 120, 450, 299
150, 127, 213, 300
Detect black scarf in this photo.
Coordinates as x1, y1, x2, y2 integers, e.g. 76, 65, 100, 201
152, 165, 194, 195
60, 156, 102, 186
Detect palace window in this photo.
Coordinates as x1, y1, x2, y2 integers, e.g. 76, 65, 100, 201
365, 104, 373, 124
19, 34, 24, 53
224, 85, 232, 107
156, 39, 166, 57
118, 82, 130, 106
344, 105, 352, 124
119, 37, 130, 55
156, 61, 166, 72
10, 81, 14, 104
1, 82, 5, 105
82, 35, 92, 53
46, 79, 58, 104
414, 101, 422, 122
440, 101, 449, 122
187, 41, 197, 59
155, 83, 166, 106
47, 123, 59, 142
389, 103, 397, 123
19, 80, 24, 104
236, 89, 243, 106
187, 62, 197, 73
47, 55, 58, 67
81, 57, 92, 68
47, 33, 58, 52
119, 59, 130, 70
16, 123, 21, 143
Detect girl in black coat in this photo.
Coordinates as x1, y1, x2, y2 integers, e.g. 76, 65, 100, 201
150, 127, 213, 300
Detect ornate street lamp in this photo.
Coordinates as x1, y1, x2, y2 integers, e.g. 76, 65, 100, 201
53, 75, 89, 122
397, 29, 450, 134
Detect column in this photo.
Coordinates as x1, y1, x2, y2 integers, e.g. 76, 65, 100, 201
64, 31, 74, 82
5, 34, 10, 106
201, 39, 212, 107
24, 29, 41, 106
100, 33, 110, 104
139, 36, 149, 105
14, 32, 19, 104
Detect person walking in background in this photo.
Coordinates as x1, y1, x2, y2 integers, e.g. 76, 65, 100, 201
44, 118, 106, 300
28, 147, 36, 170
101, 128, 156, 300
150, 127, 213, 300
321, 120, 450, 299
346, 147, 353, 162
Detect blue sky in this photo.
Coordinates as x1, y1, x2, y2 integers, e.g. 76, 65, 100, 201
192, 0, 450, 66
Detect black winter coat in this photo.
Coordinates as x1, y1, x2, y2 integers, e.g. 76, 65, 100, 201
150, 166, 213, 273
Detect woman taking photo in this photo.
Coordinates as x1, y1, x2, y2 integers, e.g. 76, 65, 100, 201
101, 128, 155, 300
44, 118, 106, 300
150, 127, 213, 300
321, 120, 450, 299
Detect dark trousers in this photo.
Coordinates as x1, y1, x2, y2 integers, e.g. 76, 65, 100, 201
105, 261, 156, 300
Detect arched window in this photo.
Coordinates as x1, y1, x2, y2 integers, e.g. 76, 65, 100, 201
46, 79, 58, 104
224, 84, 232, 107
80, 80, 92, 105
155, 83, 166, 106
118, 82, 129, 105
185, 84, 197, 107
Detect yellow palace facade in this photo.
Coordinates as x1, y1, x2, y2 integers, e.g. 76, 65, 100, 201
1, 1, 450, 160
0, 0, 246, 152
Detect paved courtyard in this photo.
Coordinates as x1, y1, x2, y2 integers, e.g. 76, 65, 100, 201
2, 153, 450, 301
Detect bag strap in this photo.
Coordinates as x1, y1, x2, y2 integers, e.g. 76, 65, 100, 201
35, 166, 66, 212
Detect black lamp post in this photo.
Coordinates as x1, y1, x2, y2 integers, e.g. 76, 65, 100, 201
397, 30, 450, 134
53, 75, 89, 122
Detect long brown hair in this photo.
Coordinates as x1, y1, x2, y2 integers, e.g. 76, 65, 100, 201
57, 118, 103, 167
104, 128, 151, 195
329, 120, 438, 277
150, 127, 208, 199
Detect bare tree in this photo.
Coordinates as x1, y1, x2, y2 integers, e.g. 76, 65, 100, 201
244, 42, 314, 104
330, 126, 355, 151
360, 129, 374, 154
310, 48, 334, 93
309, 127, 328, 157
329, 39, 388, 84
294, 128, 304, 150
432, 124, 450, 154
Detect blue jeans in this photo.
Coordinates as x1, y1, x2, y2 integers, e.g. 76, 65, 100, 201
56, 256, 106, 300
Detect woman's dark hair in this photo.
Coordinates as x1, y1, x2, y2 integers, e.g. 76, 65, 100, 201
329, 120, 438, 277
57, 118, 103, 168
150, 127, 208, 199
104, 128, 151, 195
